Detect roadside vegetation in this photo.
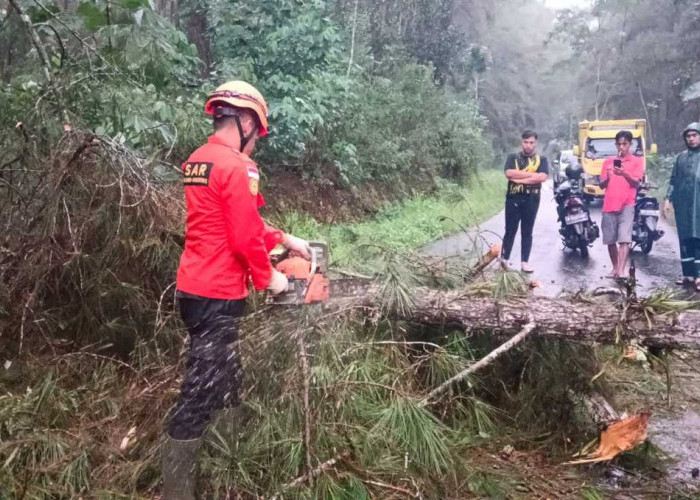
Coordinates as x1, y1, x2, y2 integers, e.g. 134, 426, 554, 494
646, 154, 676, 200
275, 170, 505, 269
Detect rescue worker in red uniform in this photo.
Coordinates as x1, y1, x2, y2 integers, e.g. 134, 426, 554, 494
162, 81, 311, 499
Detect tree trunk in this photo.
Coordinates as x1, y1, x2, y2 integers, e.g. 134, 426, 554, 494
637, 81, 654, 145
594, 56, 601, 120
407, 289, 700, 349
335, 285, 700, 350
184, 9, 211, 77
345, 0, 359, 78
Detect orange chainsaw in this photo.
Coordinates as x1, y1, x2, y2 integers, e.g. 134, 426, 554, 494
267, 241, 331, 305
266, 243, 501, 306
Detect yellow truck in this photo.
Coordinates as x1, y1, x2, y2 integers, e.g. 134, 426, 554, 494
572, 119, 657, 200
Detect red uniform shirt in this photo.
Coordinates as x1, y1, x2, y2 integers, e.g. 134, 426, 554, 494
176, 135, 283, 299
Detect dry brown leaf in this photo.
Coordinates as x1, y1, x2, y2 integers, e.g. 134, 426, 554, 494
566, 413, 650, 465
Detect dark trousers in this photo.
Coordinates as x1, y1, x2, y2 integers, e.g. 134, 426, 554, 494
679, 237, 700, 278
168, 297, 246, 440
501, 195, 540, 262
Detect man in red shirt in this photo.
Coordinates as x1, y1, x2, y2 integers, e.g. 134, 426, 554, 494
600, 130, 645, 279
162, 81, 311, 499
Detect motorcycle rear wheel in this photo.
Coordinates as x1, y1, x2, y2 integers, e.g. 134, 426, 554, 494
579, 242, 589, 258
641, 240, 653, 254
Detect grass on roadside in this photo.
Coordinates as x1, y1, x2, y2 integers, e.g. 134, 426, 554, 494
274, 169, 505, 270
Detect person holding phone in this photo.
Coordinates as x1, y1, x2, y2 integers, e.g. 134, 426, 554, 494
599, 130, 645, 279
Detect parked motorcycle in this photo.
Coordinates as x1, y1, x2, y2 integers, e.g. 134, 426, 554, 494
632, 182, 664, 254
554, 163, 600, 257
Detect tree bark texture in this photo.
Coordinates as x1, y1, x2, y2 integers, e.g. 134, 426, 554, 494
335, 285, 700, 350
410, 289, 700, 349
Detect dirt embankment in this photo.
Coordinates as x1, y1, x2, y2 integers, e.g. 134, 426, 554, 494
263, 169, 436, 223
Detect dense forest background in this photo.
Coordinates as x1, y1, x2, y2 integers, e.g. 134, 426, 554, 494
3, 0, 699, 185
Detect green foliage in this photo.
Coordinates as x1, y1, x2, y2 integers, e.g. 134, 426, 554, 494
66, 0, 201, 88
3, 0, 492, 185
0, 368, 114, 497
196, 315, 483, 497
580, 487, 606, 500
370, 396, 452, 473
645, 153, 676, 199
84, 86, 208, 155
0, 355, 175, 497
190, 0, 491, 183
493, 269, 530, 300
377, 251, 416, 316
67, 2, 205, 153
1, 2, 206, 163
279, 170, 505, 270
465, 471, 515, 498
482, 340, 606, 450
206, 0, 349, 162
329, 61, 492, 185
339, 0, 468, 84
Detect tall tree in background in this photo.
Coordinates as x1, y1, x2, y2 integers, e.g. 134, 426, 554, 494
452, 0, 577, 154
552, 0, 700, 151
333, 0, 469, 84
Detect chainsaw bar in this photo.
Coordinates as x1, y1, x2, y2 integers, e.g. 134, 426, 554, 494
328, 277, 373, 299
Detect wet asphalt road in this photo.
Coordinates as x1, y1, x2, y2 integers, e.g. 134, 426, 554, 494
424, 181, 700, 489
423, 181, 682, 297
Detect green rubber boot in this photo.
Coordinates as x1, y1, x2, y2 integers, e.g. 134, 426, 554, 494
162, 436, 202, 500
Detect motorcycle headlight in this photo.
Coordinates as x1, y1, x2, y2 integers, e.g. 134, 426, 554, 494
584, 174, 600, 186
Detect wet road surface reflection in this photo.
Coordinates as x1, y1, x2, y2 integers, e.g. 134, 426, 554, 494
423, 181, 682, 296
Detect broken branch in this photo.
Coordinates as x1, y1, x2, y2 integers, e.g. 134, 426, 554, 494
420, 315, 536, 406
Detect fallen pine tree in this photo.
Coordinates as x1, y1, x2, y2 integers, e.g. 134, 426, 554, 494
403, 288, 699, 350
331, 281, 700, 350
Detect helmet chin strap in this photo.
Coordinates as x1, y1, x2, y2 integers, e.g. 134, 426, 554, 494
233, 115, 257, 152
214, 106, 257, 151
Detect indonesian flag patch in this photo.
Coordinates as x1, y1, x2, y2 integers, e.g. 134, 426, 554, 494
247, 166, 260, 195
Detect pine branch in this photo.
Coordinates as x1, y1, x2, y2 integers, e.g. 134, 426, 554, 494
271, 450, 353, 498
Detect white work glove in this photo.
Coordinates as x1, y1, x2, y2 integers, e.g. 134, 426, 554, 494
267, 269, 288, 295
283, 233, 312, 260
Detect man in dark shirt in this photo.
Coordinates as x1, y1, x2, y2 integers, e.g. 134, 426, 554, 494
501, 130, 549, 273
